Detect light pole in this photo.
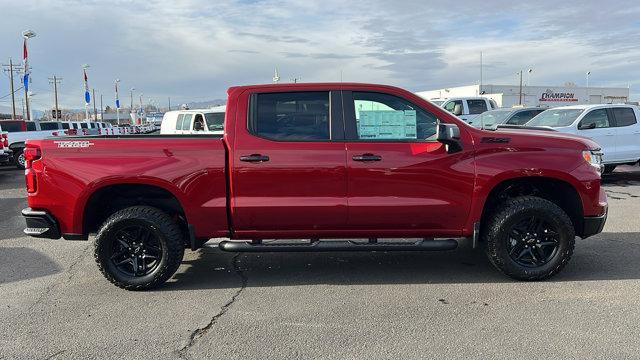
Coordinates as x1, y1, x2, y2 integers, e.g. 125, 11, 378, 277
517, 70, 523, 105
130, 87, 135, 124
115, 79, 121, 125
22, 29, 36, 121
527, 68, 533, 86
586, 71, 591, 88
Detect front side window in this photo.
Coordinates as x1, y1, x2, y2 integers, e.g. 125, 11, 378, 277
353, 92, 438, 141
612, 107, 637, 127
205, 112, 224, 130
61, 123, 70, 129
80, 123, 88, 129
250, 91, 330, 141
579, 109, 610, 129
26, 122, 36, 131
467, 99, 488, 115
475, 109, 511, 127
508, 110, 539, 125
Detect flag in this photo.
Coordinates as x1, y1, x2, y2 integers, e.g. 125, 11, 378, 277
115, 82, 120, 109
23, 39, 29, 92
83, 69, 90, 105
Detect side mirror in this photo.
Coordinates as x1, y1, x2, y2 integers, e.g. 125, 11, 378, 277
579, 122, 596, 130
453, 103, 463, 116
436, 123, 462, 153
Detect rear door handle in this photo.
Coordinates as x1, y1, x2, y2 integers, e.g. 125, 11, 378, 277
352, 153, 382, 162
240, 154, 270, 162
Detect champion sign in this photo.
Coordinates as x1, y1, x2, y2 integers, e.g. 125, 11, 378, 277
539, 89, 578, 102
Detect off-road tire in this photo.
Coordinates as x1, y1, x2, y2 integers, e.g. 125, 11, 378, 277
94, 206, 185, 290
14, 148, 25, 170
484, 196, 575, 281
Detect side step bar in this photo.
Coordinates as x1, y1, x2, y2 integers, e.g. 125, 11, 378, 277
218, 239, 458, 253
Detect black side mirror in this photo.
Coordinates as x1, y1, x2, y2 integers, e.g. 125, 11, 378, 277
579, 122, 596, 130
436, 123, 462, 153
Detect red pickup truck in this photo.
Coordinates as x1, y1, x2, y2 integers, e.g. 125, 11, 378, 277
22, 83, 607, 290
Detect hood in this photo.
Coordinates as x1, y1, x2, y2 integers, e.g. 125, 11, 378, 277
488, 127, 601, 150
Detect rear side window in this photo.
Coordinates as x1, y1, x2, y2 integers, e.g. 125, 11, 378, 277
443, 100, 462, 113
0, 121, 24, 132
61, 123, 70, 129
26, 122, 36, 131
181, 114, 193, 130
249, 92, 330, 141
175, 114, 185, 130
40, 122, 60, 130
467, 100, 488, 114
612, 108, 637, 127
80, 123, 88, 129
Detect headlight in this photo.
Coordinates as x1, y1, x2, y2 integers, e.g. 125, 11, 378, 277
582, 149, 603, 174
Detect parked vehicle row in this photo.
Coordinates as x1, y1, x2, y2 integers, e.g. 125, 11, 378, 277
23, 82, 606, 290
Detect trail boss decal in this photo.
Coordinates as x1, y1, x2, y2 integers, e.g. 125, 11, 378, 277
53, 140, 94, 148
539, 89, 578, 102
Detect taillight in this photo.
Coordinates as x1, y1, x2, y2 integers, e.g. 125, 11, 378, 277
24, 145, 41, 193
1, 133, 7, 148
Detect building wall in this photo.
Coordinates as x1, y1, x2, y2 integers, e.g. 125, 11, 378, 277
417, 84, 629, 108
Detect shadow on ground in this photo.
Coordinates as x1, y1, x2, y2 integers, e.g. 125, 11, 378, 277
0, 247, 62, 284
163, 231, 640, 291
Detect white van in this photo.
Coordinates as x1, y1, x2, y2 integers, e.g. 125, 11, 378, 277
160, 106, 225, 135
526, 104, 640, 172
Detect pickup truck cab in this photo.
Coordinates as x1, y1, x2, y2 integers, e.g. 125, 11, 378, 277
160, 106, 225, 135
421, 97, 497, 123
0, 120, 69, 169
525, 104, 640, 173
22, 83, 607, 290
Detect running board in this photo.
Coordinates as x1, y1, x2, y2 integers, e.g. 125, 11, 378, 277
218, 239, 458, 252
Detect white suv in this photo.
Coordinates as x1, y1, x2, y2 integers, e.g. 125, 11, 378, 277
526, 104, 640, 172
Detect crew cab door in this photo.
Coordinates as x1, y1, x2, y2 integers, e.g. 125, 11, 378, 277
343, 90, 475, 235
231, 90, 347, 236
576, 108, 618, 163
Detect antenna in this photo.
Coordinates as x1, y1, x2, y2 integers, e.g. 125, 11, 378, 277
273, 68, 280, 83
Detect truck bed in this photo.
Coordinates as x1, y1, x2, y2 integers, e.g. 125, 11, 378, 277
26, 135, 228, 239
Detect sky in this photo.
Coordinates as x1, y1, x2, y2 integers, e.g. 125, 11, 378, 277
1, 0, 640, 111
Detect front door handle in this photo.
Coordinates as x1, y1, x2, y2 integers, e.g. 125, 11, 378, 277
240, 154, 270, 162
352, 153, 382, 162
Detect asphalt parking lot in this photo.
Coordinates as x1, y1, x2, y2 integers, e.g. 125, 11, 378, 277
1, 165, 640, 359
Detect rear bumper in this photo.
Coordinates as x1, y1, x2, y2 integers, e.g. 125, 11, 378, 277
580, 206, 607, 238
22, 208, 61, 239
0, 151, 10, 164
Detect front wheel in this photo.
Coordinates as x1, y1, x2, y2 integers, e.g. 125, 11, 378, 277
484, 196, 575, 281
13, 149, 25, 170
94, 206, 185, 290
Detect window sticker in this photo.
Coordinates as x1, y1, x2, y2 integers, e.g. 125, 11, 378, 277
358, 110, 417, 139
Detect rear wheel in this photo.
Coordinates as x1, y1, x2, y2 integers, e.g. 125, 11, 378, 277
94, 206, 185, 290
484, 196, 575, 281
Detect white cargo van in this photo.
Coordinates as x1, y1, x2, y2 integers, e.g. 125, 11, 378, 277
160, 106, 225, 135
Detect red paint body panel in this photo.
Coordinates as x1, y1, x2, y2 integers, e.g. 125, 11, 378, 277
25, 83, 606, 241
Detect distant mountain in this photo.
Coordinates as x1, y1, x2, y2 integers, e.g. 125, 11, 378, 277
183, 99, 226, 109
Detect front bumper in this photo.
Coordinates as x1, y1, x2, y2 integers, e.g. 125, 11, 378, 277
580, 206, 608, 238
22, 208, 61, 239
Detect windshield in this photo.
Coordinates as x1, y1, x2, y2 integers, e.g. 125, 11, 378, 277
474, 109, 512, 128
204, 112, 224, 130
527, 109, 584, 127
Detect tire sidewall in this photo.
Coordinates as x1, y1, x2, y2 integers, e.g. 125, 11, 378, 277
490, 204, 574, 278
96, 217, 170, 287
14, 149, 25, 170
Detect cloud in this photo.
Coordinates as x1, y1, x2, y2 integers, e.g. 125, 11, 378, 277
0, 0, 639, 110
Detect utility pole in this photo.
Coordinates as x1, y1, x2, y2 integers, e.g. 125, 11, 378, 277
92, 89, 97, 120
2, 58, 23, 120
518, 70, 523, 105
100, 94, 103, 120
479, 51, 483, 94
168, 97, 171, 111
48, 75, 62, 121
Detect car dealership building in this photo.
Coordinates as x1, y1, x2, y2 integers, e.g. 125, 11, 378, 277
416, 84, 630, 108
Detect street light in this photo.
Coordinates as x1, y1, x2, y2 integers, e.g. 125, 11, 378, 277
22, 29, 36, 121
586, 71, 591, 88
527, 68, 533, 86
